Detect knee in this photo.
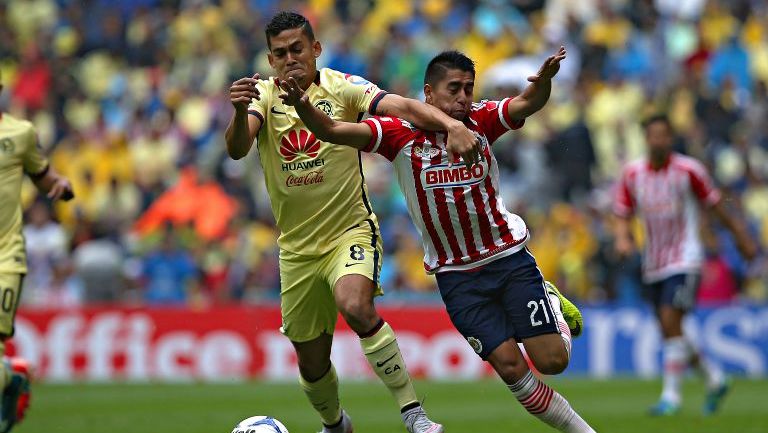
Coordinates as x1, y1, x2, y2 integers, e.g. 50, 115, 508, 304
494, 355, 529, 385
337, 298, 376, 326
533, 349, 569, 375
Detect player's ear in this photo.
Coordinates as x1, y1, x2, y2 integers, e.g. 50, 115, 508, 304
423, 83, 433, 104
267, 51, 275, 69
312, 40, 322, 58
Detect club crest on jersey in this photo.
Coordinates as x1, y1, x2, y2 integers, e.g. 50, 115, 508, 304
467, 337, 483, 354
314, 100, 333, 116
0, 138, 14, 154
280, 129, 321, 162
421, 161, 488, 189
413, 144, 440, 159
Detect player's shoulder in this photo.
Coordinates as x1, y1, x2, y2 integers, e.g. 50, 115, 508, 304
322, 68, 378, 90
670, 153, 708, 174
0, 113, 34, 132
470, 99, 502, 113
622, 158, 647, 176
370, 116, 420, 132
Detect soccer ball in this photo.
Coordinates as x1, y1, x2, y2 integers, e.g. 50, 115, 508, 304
231, 416, 289, 433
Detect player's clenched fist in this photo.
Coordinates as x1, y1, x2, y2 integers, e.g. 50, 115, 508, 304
230, 73, 261, 111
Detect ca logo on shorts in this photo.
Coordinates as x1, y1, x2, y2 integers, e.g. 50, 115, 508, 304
467, 337, 483, 354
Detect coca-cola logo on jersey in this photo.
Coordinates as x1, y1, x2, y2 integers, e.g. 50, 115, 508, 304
421, 161, 488, 189
286, 170, 324, 187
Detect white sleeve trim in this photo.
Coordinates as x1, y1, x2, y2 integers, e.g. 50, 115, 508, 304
369, 117, 383, 153
497, 98, 512, 130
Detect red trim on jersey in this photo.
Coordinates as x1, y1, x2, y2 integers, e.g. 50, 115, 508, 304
431, 133, 463, 263
410, 136, 448, 267
483, 175, 514, 244
470, 180, 497, 251
452, 186, 480, 260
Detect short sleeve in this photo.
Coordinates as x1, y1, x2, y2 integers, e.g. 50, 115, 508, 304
361, 116, 415, 161
470, 98, 525, 144
337, 73, 387, 116
686, 160, 721, 206
21, 127, 49, 177
613, 168, 635, 217
247, 79, 270, 123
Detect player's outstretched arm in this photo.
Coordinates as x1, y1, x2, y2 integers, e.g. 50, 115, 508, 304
506, 46, 567, 121
375, 94, 480, 166
613, 216, 635, 259
225, 74, 262, 160
709, 201, 759, 260
31, 166, 74, 201
278, 77, 372, 150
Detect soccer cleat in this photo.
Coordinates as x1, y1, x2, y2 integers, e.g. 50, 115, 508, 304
545, 281, 583, 337
402, 405, 443, 433
703, 380, 730, 415
648, 399, 680, 416
0, 358, 31, 433
320, 410, 353, 433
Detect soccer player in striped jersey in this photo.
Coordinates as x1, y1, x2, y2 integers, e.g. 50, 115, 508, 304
0, 70, 74, 432
279, 49, 597, 433
614, 115, 758, 416
225, 11, 481, 433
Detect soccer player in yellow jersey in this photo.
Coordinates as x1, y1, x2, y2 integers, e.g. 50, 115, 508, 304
0, 71, 73, 432
225, 11, 479, 433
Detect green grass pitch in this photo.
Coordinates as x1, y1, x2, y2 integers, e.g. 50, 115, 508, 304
18, 378, 768, 433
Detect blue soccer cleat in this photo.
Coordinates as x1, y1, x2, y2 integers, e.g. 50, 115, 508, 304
703, 380, 730, 416
648, 399, 680, 416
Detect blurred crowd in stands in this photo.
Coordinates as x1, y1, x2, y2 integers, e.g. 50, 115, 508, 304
2, 0, 767, 307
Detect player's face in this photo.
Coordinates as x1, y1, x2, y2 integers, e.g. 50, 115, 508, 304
645, 121, 674, 160
267, 28, 321, 88
425, 69, 475, 121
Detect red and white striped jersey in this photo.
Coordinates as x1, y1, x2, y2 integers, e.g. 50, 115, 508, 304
614, 153, 721, 282
362, 99, 528, 273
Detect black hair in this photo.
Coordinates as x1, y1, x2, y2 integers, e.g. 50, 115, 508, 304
424, 50, 476, 86
641, 114, 673, 131
265, 11, 315, 49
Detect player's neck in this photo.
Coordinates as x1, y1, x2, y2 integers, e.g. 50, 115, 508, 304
649, 152, 671, 170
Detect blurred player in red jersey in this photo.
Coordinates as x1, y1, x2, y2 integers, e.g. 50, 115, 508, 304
279, 48, 598, 433
613, 114, 758, 416
0, 70, 74, 432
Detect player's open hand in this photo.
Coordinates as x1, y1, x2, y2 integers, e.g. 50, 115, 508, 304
528, 46, 567, 82
277, 77, 309, 107
49, 177, 74, 201
446, 123, 482, 168
230, 74, 261, 112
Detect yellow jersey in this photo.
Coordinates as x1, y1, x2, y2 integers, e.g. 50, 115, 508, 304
0, 113, 48, 274
247, 68, 386, 255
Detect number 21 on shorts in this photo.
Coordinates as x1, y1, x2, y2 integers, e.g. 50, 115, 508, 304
528, 298, 551, 327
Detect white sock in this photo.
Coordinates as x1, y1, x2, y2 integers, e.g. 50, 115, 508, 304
684, 339, 724, 390
547, 292, 572, 360
661, 337, 687, 404
509, 371, 596, 433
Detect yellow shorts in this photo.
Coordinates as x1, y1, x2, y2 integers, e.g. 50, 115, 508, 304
279, 220, 384, 343
0, 273, 23, 337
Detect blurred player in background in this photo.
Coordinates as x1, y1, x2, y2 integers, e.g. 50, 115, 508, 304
225, 11, 481, 433
614, 114, 758, 416
279, 48, 597, 433
0, 71, 74, 431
